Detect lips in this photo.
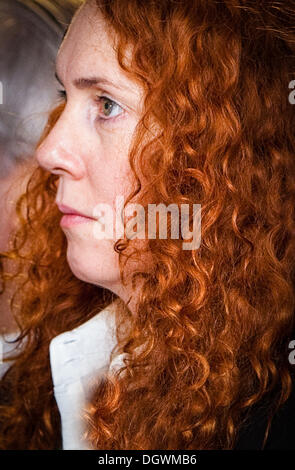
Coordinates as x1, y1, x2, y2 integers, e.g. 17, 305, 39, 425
57, 203, 96, 220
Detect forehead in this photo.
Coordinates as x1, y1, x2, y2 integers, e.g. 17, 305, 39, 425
56, 0, 126, 85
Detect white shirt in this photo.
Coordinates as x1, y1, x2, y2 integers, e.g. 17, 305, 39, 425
0, 300, 126, 450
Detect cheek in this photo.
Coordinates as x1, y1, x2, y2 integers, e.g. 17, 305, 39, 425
89, 137, 135, 201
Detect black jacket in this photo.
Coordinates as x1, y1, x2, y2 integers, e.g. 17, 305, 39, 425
234, 368, 295, 449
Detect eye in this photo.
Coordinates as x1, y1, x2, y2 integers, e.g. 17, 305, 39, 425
56, 89, 124, 124
95, 96, 124, 122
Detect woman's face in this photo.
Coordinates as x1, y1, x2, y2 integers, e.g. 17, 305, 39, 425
36, 0, 145, 300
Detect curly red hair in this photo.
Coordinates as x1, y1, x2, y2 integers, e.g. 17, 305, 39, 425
1, 0, 295, 449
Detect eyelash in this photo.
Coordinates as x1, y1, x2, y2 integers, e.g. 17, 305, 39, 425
56, 89, 124, 123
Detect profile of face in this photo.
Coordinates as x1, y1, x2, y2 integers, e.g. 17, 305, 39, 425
36, 0, 145, 301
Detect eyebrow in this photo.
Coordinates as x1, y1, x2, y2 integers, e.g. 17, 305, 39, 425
55, 70, 130, 94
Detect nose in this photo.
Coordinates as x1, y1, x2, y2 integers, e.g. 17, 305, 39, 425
35, 104, 85, 179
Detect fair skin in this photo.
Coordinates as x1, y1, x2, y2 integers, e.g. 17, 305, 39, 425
36, 0, 146, 309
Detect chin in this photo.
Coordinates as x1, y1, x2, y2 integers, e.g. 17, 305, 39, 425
66, 244, 121, 288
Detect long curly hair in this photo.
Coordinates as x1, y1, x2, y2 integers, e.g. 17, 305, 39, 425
1, 0, 295, 450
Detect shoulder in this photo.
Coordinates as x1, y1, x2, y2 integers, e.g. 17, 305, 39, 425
49, 301, 119, 390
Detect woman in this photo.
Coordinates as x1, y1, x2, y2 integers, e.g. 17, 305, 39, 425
0, 0, 295, 450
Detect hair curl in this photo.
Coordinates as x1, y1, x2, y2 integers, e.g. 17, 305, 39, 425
1, 0, 295, 450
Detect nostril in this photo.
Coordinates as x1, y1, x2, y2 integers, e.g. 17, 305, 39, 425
34, 135, 85, 179
51, 167, 67, 175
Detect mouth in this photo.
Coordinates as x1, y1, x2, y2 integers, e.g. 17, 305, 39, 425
57, 203, 97, 228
